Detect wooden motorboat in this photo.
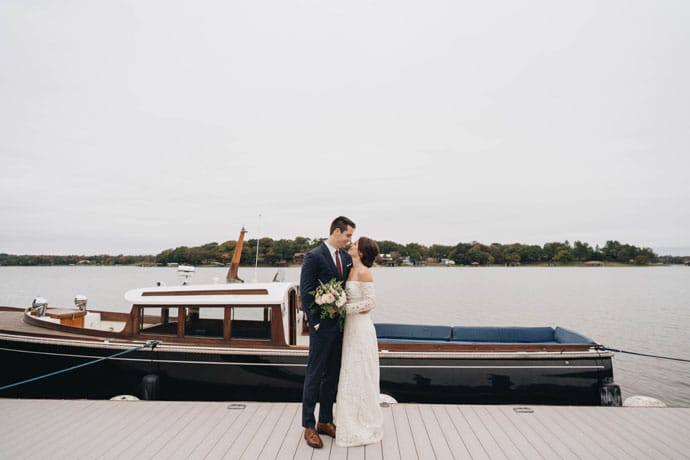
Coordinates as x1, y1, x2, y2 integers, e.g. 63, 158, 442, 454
0, 231, 622, 405
0, 282, 621, 405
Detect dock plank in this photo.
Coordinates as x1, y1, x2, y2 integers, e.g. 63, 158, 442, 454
70, 400, 160, 460
633, 408, 690, 452
19, 400, 106, 459
577, 407, 668, 459
188, 402, 259, 460
237, 403, 289, 459
257, 403, 298, 459
552, 405, 631, 459
120, 401, 206, 459
460, 406, 509, 459
489, 406, 543, 459
417, 405, 453, 459
273, 405, 303, 459
99, 400, 187, 460
292, 421, 317, 460
443, 405, 490, 460
220, 402, 273, 459
152, 402, 232, 459
364, 437, 384, 460
405, 405, 436, 459
380, 401, 401, 460
500, 407, 562, 459
391, 403, 417, 460
509, 405, 578, 460
530, 406, 602, 459
429, 405, 472, 459
600, 407, 687, 459
1, 399, 73, 453
473, 406, 526, 459
342, 444, 365, 460
2, 400, 690, 460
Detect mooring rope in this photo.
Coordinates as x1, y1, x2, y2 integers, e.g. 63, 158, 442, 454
602, 346, 690, 363
0, 340, 160, 391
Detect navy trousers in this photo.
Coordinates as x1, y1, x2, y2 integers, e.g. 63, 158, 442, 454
302, 327, 343, 429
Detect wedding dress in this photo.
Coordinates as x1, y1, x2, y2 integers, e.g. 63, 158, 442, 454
335, 281, 383, 447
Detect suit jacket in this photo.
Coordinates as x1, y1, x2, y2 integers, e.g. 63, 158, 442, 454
300, 242, 352, 333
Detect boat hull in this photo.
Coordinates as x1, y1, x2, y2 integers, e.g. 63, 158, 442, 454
0, 336, 616, 405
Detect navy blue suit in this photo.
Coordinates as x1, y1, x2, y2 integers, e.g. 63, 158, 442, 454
300, 243, 352, 429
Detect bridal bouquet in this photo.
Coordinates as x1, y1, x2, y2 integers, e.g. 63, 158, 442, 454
309, 278, 347, 331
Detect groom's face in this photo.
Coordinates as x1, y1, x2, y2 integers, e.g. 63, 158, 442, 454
334, 225, 354, 249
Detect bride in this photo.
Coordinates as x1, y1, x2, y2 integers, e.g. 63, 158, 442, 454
335, 236, 384, 447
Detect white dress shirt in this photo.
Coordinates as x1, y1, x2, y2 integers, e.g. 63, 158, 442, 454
324, 241, 340, 267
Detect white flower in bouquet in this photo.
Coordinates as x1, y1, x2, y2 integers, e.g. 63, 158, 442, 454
336, 292, 347, 307
309, 278, 348, 331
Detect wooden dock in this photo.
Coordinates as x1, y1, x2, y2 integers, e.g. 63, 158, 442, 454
1, 399, 689, 459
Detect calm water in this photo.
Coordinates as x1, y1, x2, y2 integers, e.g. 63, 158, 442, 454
1, 265, 689, 406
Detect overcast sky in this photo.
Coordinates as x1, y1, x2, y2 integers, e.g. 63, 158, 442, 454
1, 0, 689, 256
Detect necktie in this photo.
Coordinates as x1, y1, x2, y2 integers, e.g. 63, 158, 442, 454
335, 249, 343, 280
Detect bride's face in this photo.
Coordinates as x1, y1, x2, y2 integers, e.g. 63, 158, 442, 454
348, 240, 359, 259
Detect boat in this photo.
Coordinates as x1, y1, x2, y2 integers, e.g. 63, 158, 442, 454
0, 232, 622, 406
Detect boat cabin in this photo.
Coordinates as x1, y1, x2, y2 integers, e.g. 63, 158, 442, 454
124, 282, 300, 346
25, 282, 301, 347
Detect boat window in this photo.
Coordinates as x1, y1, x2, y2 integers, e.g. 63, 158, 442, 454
185, 307, 223, 338
139, 307, 178, 335
231, 306, 271, 340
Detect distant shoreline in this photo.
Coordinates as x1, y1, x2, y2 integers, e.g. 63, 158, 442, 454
2, 237, 689, 267
0, 261, 686, 268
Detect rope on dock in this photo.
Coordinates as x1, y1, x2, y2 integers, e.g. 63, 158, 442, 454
0, 340, 160, 392
603, 346, 690, 363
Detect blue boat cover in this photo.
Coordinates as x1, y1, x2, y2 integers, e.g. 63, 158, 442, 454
375, 323, 595, 344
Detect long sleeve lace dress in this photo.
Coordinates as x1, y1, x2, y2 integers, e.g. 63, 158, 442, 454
334, 281, 384, 447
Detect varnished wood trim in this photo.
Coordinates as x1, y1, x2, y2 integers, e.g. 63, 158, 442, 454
45, 309, 87, 319
177, 307, 185, 338
141, 289, 269, 297
22, 312, 125, 340
223, 308, 231, 340
270, 305, 285, 346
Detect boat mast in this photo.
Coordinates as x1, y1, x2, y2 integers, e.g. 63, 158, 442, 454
226, 227, 247, 283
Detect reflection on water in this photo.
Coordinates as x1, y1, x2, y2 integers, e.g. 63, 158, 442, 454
1, 265, 688, 406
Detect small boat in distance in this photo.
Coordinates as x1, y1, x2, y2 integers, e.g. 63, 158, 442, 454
0, 230, 622, 406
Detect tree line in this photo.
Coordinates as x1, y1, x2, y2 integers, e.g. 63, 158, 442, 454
2, 238, 688, 266
374, 239, 663, 266
0, 253, 158, 266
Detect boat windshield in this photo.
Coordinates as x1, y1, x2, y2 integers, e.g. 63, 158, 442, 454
137, 305, 272, 341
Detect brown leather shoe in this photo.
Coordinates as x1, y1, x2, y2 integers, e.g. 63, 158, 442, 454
304, 428, 323, 448
316, 422, 336, 438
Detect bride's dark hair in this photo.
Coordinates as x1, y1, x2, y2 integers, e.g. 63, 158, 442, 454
358, 237, 379, 268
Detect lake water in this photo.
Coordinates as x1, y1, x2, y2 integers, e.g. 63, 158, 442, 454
1, 265, 688, 406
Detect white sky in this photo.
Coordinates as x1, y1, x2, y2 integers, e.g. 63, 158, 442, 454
1, 0, 689, 256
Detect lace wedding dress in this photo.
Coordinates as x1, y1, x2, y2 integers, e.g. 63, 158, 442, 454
335, 281, 383, 447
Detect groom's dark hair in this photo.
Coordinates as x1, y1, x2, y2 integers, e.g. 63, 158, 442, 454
358, 237, 379, 268
330, 216, 356, 235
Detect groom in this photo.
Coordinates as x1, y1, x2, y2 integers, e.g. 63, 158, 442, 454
300, 215, 355, 449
